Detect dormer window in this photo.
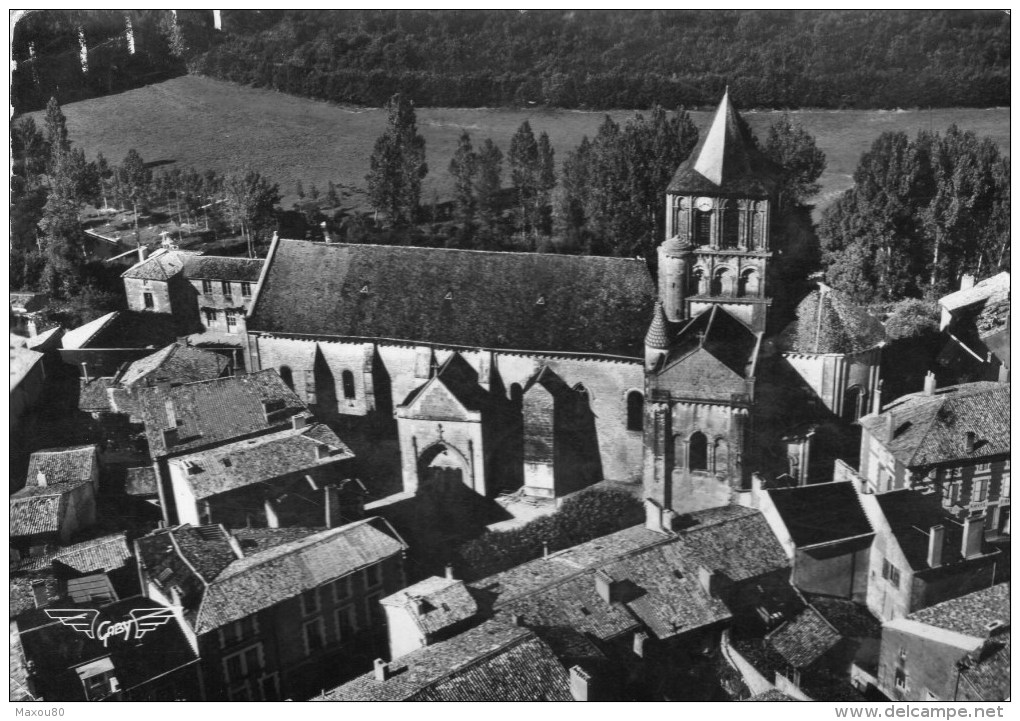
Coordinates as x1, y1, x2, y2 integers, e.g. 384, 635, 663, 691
359, 285, 369, 294
444, 290, 454, 301
536, 295, 546, 306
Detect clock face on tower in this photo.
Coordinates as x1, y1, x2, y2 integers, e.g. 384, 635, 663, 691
695, 197, 714, 212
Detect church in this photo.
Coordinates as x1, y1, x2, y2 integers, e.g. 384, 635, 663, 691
240, 91, 868, 514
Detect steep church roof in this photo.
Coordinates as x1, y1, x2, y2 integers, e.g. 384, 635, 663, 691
667, 89, 779, 197
248, 240, 655, 358
660, 306, 760, 379
644, 301, 672, 349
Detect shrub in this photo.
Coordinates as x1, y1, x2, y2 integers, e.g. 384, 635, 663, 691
885, 298, 940, 340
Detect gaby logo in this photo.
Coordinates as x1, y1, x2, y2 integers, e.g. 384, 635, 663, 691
44, 608, 177, 647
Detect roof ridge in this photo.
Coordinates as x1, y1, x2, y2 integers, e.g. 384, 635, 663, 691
409, 626, 533, 692
277, 237, 648, 264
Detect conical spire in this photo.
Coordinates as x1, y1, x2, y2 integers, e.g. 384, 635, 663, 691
644, 301, 671, 349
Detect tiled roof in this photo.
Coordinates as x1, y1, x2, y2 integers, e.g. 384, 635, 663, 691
25, 445, 97, 490
61, 312, 118, 349
667, 90, 779, 197
78, 377, 114, 412
859, 382, 1009, 468
659, 305, 760, 379
14, 533, 132, 574
767, 605, 842, 668
137, 370, 308, 457
121, 249, 196, 281
313, 620, 573, 702
75, 310, 188, 350
908, 584, 1009, 638
10, 573, 62, 619
232, 526, 321, 554
248, 239, 656, 358
401, 352, 491, 412
170, 524, 240, 583
744, 690, 799, 701
381, 576, 479, 637
873, 490, 988, 571
644, 301, 671, 349
10, 494, 66, 537
768, 482, 873, 547
124, 466, 158, 497
10, 341, 45, 391
16, 596, 197, 701
168, 422, 354, 500
472, 506, 783, 643
182, 255, 264, 282
116, 342, 230, 388
803, 594, 881, 639
960, 631, 1010, 701
194, 519, 405, 634
940, 272, 1010, 313
779, 288, 886, 355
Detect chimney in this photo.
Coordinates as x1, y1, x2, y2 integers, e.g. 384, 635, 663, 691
510, 613, 524, 627
36, 471, 47, 488
373, 659, 391, 682
80, 362, 91, 383
162, 427, 179, 448
698, 566, 716, 597
594, 570, 617, 604
212, 9, 222, 30
445, 564, 455, 580
924, 372, 937, 396
962, 515, 985, 559
872, 379, 884, 415
31, 580, 49, 608
569, 666, 592, 702
965, 431, 977, 454
927, 525, 944, 568
138, 245, 149, 263
644, 498, 665, 533
985, 620, 1009, 638
662, 508, 676, 532
227, 533, 244, 559
633, 631, 648, 658
884, 412, 895, 443
291, 414, 307, 430
960, 274, 976, 291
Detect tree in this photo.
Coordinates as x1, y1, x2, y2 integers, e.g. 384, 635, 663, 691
225, 166, 281, 257
762, 114, 827, 209
295, 179, 305, 199
326, 180, 340, 208
38, 149, 87, 298
885, 299, 940, 340
309, 183, 320, 200
12, 117, 49, 187
366, 93, 427, 226
536, 131, 556, 235
43, 97, 70, 161
448, 130, 477, 225
475, 138, 503, 232
508, 120, 540, 239
119, 149, 152, 245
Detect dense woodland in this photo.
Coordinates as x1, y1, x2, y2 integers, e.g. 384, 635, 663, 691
12, 10, 1010, 113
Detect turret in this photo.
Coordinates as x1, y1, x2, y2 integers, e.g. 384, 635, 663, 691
658, 237, 691, 323
644, 301, 671, 372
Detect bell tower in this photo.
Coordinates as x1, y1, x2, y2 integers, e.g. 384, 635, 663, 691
659, 89, 780, 334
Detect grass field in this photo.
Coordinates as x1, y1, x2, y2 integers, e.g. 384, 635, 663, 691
33, 75, 1011, 214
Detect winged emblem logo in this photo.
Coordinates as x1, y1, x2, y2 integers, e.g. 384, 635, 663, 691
45, 607, 176, 646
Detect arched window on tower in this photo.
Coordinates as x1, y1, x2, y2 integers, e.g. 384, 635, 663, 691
689, 432, 708, 471
692, 267, 707, 296
738, 268, 760, 297
279, 365, 294, 391
711, 267, 731, 296
341, 370, 356, 399
626, 391, 643, 431
694, 209, 712, 246
843, 385, 864, 422
721, 203, 740, 249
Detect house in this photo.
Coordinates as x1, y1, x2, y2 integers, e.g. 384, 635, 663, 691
135, 519, 407, 700
877, 584, 1009, 701
741, 478, 874, 602
776, 283, 886, 423
121, 249, 265, 339
12, 596, 201, 701
857, 381, 1010, 536
379, 573, 479, 659
10, 291, 50, 337
133, 369, 310, 524
10, 446, 101, 553
60, 310, 193, 378
855, 486, 999, 622
312, 619, 576, 701
467, 504, 796, 700
10, 533, 135, 620
79, 340, 232, 421
937, 272, 1009, 384
10, 334, 46, 430
166, 418, 357, 529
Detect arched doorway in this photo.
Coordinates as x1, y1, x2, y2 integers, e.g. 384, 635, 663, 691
417, 442, 470, 493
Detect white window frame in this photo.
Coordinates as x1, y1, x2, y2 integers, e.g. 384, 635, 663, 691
303, 617, 325, 656
241, 282, 252, 298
